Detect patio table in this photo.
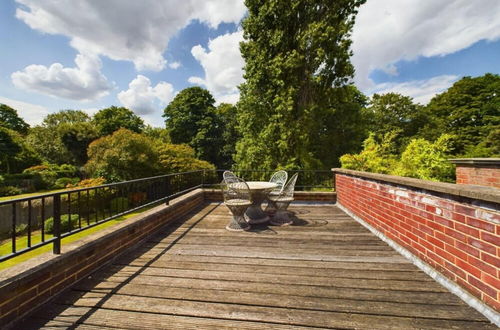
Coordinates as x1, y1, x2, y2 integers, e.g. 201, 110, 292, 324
243, 181, 277, 224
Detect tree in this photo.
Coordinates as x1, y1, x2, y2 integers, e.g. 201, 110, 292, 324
0, 104, 30, 135
157, 144, 215, 174
366, 93, 426, 151
235, 0, 366, 170
0, 127, 39, 173
419, 73, 500, 155
93, 106, 144, 136
163, 87, 224, 166
27, 110, 97, 166
85, 128, 159, 181
216, 103, 240, 169
0, 127, 22, 173
143, 125, 171, 144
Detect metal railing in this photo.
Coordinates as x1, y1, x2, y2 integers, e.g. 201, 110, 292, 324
0, 169, 332, 262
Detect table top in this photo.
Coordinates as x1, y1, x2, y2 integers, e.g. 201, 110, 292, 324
245, 181, 278, 190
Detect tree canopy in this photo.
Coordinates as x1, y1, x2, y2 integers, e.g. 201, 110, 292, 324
419, 73, 500, 155
93, 106, 144, 136
0, 104, 30, 135
235, 0, 366, 170
163, 87, 224, 167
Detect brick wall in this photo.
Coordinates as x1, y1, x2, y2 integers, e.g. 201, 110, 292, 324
333, 169, 500, 311
451, 158, 500, 188
0, 190, 204, 327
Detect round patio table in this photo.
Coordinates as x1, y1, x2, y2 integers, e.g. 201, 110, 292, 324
243, 181, 277, 224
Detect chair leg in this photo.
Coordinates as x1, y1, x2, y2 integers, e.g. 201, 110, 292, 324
270, 201, 293, 226
265, 200, 278, 215
226, 205, 251, 231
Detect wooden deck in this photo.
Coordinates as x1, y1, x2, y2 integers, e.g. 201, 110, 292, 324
20, 203, 495, 329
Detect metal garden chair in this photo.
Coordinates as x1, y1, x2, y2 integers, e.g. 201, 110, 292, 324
221, 176, 252, 231
269, 173, 298, 226
265, 170, 288, 215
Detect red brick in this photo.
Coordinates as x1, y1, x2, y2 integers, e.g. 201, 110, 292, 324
469, 255, 498, 277
434, 216, 454, 228
444, 261, 467, 280
457, 277, 482, 299
483, 295, 500, 312
427, 220, 445, 233
468, 236, 496, 255
454, 205, 476, 217
466, 217, 496, 233
482, 273, 500, 290
445, 244, 469, 262
454, 223, 480, 238
434, 247, 455, 263
481, 252, 500, 268
455, 240, 480, 258
444, 228, 467, 242
418, 223, 434, 236
427, 235, 445, 249
435, 231, 456, 246
481, 232, 500, 246
468, 275, 497, 298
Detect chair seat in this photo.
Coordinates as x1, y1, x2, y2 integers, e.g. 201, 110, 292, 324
225, 199, 252, 206
268, 196, 294, 203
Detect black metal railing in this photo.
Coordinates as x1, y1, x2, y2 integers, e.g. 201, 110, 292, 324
0, 169, 332, 262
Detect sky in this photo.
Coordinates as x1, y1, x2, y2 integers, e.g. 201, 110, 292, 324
0, 0, 499, 127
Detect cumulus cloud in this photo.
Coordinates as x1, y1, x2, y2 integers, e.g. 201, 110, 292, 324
0, 96, 50, 126
352, 0, 500, 88
15, 0, 246, 71
369, 75, 459, 105
168, 61, 181, 69
118, 75, 174, 115
11, 53, 111, 101
189, 30, 244, 104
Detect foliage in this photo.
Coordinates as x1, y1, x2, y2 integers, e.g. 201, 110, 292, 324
93, 106, 144, 136
341, 132, 456, 182
23, 163, 79, 189
163, 87, 224, 166
110, 197, 129, 213
27, 110, 97, 166
0, 127, 22, 173
156, 143, 215, 174
366, 93, 426, 152
0, 185, 22, 197
67, 177, 106, 188
216, 103, 240, 169
393, 135, 455, 182
419, 73, 500, 155
143, 125, 171, 144
340, 132, 398, 174
85, 128, 159, 181
0, 104, 29, 134
235, 0, 366, 170
44, 214, 80, 234
53, 177, 80, 189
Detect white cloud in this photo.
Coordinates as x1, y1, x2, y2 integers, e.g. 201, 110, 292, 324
118, 75, 174, 115
15, 0, 246, 71
352, 0, 500, 89
168, 61, 181, 69
0, 96, 50, 126
369, 75, 459, 105
189, 30, 244, 104
11, 53, 111, 101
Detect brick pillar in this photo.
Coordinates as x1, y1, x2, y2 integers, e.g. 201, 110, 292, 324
450, 158, 500, 188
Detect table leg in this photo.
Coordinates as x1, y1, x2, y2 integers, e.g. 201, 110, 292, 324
245, 190, 270, 224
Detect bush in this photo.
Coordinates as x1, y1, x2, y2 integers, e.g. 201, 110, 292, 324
0, 185, 22, 197
110, 197, 129, 213
53, 177, 80, 189
23, 163, 80, 189
66, 177, 106, 188
10, 223, 28, 236
44, 214, 80, 234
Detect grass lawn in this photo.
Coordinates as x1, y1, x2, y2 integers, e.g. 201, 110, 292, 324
0, 204, 155, 271
0, 188, 72, 202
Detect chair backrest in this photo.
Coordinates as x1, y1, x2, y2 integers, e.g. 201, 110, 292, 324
281, 173, 298, 198
269, 170, 288, 194
223, 170, 237, 182
221, 176, 251, 203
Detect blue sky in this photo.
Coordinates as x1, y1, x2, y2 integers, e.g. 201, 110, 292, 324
1, 0, 499, 127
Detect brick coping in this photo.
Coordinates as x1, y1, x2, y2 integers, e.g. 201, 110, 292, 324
332, 168, 500, 205
450, 158, 500, 166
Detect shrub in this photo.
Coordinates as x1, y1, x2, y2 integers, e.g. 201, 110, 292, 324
44, 214, 80, 234
0, 185, 22, 197
67, 177, 106, 188
10, 223, 28, 236
110, 197, 129, 213
53, 177, 80, 189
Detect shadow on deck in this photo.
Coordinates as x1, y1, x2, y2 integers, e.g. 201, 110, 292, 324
19, 203, 495, 329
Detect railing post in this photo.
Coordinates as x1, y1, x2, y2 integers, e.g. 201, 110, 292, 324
201, 170, 205, 187
53, 194, 61, 254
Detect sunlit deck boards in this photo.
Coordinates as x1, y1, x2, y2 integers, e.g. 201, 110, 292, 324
20, 203, 495, 329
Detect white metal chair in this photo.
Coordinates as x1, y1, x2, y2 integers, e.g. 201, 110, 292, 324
269, 173, 298, 226
221, 176, 252, 231
265, 170, 288, 215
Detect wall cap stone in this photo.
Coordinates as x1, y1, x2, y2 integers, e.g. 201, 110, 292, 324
449, 158, 500, 167
332, 168, 500, 204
